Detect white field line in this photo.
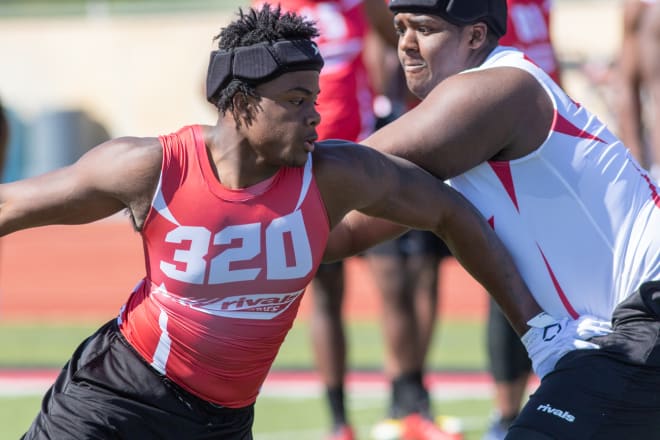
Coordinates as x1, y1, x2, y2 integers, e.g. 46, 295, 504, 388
1, 371, 534, 400
2, 371, 539, 440
253, 416, 490, 440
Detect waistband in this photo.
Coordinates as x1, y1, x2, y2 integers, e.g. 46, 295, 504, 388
112, 319, 254, 416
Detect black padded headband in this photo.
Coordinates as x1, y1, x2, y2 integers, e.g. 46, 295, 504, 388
388, 0, 507, 38
206, 39, 324, 102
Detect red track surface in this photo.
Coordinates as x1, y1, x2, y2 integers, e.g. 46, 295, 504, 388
0, 219, 488, 321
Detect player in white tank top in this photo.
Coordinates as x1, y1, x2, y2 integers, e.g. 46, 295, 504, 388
453, 46, 659, 321
359, 0, 660, 437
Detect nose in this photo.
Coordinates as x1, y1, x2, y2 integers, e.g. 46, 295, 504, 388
308, 106, 321, 127
398, 27, 418, 53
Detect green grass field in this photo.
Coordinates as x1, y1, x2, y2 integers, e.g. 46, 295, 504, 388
0, 318, 494, 439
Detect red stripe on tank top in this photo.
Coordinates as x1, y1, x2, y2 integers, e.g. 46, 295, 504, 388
625, 150, 660, 208
537, 245, 579, 319
553, 112, 605, 144
489, 162, 519, 212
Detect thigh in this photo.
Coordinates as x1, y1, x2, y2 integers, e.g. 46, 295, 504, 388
511, 352, 660, 440
23, 320, 255, 440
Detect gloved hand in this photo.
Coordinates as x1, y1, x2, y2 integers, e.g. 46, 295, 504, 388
521, 312, 612, 379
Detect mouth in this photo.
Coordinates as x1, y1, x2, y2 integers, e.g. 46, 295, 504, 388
303, 136, 317, 152
402, 57, 427, 73
403, 62, 426, 73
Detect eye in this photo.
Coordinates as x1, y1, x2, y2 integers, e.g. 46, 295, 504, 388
289, 97, 304, 106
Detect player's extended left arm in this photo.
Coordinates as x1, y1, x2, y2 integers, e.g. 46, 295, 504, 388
343, 153, 543, 335
357, 154, 612, 376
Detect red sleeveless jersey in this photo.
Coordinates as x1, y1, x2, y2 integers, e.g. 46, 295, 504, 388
500, 0, 561, 83
253, 0, 375, 141
118, 125, 330, 407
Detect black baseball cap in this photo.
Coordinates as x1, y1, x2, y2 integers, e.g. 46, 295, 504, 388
388, 0, 507, 37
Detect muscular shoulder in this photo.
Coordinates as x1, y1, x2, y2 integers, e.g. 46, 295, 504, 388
425, 66, 551, 161
362, 66, 551, 177
81, 136, 162, 186
313, 140, 390, 183
78, 135, 163, 228
312, 140, 406, 227
433, 66, 543, 112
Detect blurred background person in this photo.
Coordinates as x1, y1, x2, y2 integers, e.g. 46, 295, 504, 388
616, 0, 660, 181
482, 1, 561, 439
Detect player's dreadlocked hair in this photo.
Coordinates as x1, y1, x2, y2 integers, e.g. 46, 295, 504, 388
209, 3, 319, 114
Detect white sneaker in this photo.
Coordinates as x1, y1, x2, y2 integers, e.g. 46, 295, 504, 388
370, 418, 403, 440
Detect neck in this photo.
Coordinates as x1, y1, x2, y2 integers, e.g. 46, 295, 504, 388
202, 123, 280, 190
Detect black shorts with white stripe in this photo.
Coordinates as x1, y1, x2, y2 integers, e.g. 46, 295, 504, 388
21, 319, 254, 440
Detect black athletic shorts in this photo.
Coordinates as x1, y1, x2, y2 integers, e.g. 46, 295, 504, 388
508, 280, 660, 439
22, 319, 254, 440
365, 229, 452, 258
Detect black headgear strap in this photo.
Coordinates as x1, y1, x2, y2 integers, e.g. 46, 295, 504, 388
206, 39, 324, 103
388, 0, 507, 38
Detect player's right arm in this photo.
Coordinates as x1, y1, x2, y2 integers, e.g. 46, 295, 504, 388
0, 136, 162, 236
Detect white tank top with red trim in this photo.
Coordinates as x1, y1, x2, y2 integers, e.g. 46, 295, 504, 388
449, 47, 660, 320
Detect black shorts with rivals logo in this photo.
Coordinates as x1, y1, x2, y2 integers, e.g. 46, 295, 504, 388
509, 280, 660, 440
21, 319, 254, 440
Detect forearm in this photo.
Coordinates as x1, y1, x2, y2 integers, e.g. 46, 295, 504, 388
436, 195, 541, 335
323, 212, 409, 262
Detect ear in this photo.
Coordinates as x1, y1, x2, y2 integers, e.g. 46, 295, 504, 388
231, 92, 259, 128
467, 22, 488, 49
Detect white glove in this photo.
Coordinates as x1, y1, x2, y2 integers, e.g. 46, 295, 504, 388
521, 312, 612, 379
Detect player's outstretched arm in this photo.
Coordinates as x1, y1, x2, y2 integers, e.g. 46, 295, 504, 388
361, 68, 553, 179
0, 136, 162, 236
317, 141, 542, 335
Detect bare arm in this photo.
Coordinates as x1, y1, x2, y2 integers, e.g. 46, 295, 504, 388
361, 67, 553, 179
316, 142, 541, 334
0, 136, 162, 236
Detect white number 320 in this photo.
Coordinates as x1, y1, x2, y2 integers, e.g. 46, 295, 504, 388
159, 211, 313, 285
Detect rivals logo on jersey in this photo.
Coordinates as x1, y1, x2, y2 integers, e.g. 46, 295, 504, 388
156, 288, 305, 320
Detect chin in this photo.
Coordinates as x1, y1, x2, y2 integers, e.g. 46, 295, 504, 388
408, 82, 433, 99
406, 79, 429, 100
286, 155, 308, 168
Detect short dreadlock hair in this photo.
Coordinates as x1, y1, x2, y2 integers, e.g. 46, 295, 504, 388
208, 4, 320, 114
